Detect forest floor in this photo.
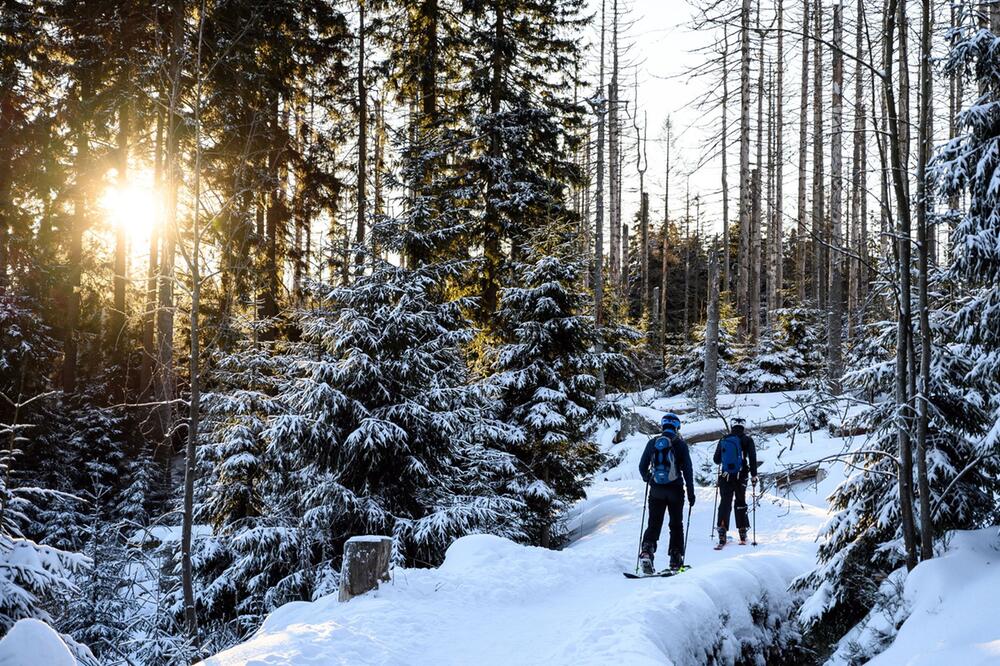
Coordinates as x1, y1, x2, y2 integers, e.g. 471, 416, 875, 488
203, 391, 859, 665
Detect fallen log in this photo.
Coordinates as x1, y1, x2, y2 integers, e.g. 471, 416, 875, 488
685, 421, 794, 445
760, 462, 828, 489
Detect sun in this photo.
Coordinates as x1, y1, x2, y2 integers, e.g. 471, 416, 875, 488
99, 173, 158, 241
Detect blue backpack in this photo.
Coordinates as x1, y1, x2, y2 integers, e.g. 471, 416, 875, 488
651, 435, 680, 484
719, 434, 743, 475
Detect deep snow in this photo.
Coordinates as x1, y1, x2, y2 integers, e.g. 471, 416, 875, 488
204, 392, 839, 666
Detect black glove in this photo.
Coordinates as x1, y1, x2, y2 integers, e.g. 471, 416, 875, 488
641, 472, 650, 484
687, 492, 696, 506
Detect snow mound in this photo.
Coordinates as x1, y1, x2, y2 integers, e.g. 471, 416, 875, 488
863, 527, 1000, 666
0, 619, 75, 666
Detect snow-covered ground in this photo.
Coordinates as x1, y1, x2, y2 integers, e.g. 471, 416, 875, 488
201, 390, 1000, 665
205, 391, 844, 666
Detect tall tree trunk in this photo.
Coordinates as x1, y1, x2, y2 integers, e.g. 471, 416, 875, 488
796, 0, 810, 304
608, 0, 621, 293
812, 0, 826, 307
480, 0, 505, 323
181, 4, 207, 636
828, 3, 844, 393
683, 183, 691, 338
849, 0, 866, 339
63, 77, 92, 395
111, 96, 130, 399
737, 0, 752, 335
750, 16, 764, 343
356, 1, 367, 274
721, 27, 731, 297
141, 106, 164, 401
704, 243, 720, 411
750, 167, 761, 342
915, 0, 934, 561
594, 0, 607, 400
155, 0, 185, 478
883, 0, 919, 571
774, 0, 784, 314
660, 119, 670, 354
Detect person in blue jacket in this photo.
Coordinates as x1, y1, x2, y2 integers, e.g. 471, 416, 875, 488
638, 412, 696, 573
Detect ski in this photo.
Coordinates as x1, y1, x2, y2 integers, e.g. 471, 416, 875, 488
623, 565, 691, 579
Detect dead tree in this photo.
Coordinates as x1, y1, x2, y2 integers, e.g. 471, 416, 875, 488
796, 0, 810, 304
828, 2, 844, 394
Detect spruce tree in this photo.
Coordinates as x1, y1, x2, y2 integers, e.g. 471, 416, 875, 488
487, 223, 627, 547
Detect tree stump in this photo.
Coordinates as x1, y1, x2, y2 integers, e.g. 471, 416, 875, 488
338, 536, 392, 602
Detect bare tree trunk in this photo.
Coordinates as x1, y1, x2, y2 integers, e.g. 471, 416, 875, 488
721, 27, 731, 297
767, 62, 776, 327
703, 243, 720, 411
111, 96, 130, 399
609, 0, 621, 293
796, 0, 810, 304
154, 0, 186, 480
660, 119, 671, 354
181, 3, 207, 636
915, 0, 934, 561
594, 0, 607, 400
356, 1, 367, 275
683, 183, 691, 338
141, 106, 164, 401
63, 76, 92, 395
848, 0, 865, 339
828, 3, 844, 394
774, 0, 784, 313
737, 0, 752, 335
812, 0, 826, 307
751, 16, 764, 343
750, 167, 761, 342
635, 107, 649, 319
883, 0, 919, 571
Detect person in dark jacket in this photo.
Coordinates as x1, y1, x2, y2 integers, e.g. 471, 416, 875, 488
713, 417, 758, 546
638, 412, 696, 572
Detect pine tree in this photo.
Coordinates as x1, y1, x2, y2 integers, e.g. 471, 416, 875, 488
487, 223, 625, 547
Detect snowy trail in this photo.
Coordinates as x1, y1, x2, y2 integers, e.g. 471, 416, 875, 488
203, 393, 838, 666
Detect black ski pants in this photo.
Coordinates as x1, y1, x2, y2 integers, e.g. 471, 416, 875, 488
642, 484, 685, 559
717, 473, 749, 531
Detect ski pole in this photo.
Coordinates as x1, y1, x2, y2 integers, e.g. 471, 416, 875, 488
710, 465, 719, 539
635, 480, 649, 574
683, 503, 692, 560
751, 480, 758, 547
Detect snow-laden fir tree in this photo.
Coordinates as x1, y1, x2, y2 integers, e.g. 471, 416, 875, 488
794, 298, 999, 647
663, 317, 740, 398
735, 307, 825, 392
486, 222, 630, 547
935, 13, 1000, 518
190, 328, 303, 639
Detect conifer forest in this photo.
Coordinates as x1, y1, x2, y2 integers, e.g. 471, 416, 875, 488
1, 0, 999, 662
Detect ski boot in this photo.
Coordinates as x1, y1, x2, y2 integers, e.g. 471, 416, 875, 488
639, 545, 655, 575
669, 554, 684, 571
714, 527, 727, 551
739, 528, 748, 545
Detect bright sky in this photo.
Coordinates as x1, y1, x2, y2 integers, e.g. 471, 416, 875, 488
585, 0, 728, 237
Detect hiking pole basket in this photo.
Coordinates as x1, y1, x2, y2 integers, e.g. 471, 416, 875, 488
751, 480, 758, 546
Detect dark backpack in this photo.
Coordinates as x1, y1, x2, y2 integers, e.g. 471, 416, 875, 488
651, 435, 680, 484
719, 434, 743, 475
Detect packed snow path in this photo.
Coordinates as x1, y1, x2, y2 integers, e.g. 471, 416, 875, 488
204, 393, 843, 666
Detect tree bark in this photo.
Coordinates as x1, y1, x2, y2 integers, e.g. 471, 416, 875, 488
796, 0, 810, 304
703, 244, 720, 411
737, 0, 752, 334
608, 0, 621, 293
915, 0, 934, 561
812, 0, 826, 307
828, 3, 844, 394
355, 1, 367, 275
883, 0, 919, 571
112, 96, 130, 399
773, 0, 784, 314
721, 27, 731, 297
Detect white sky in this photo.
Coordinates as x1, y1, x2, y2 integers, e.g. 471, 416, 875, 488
585, 0, 729, 237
